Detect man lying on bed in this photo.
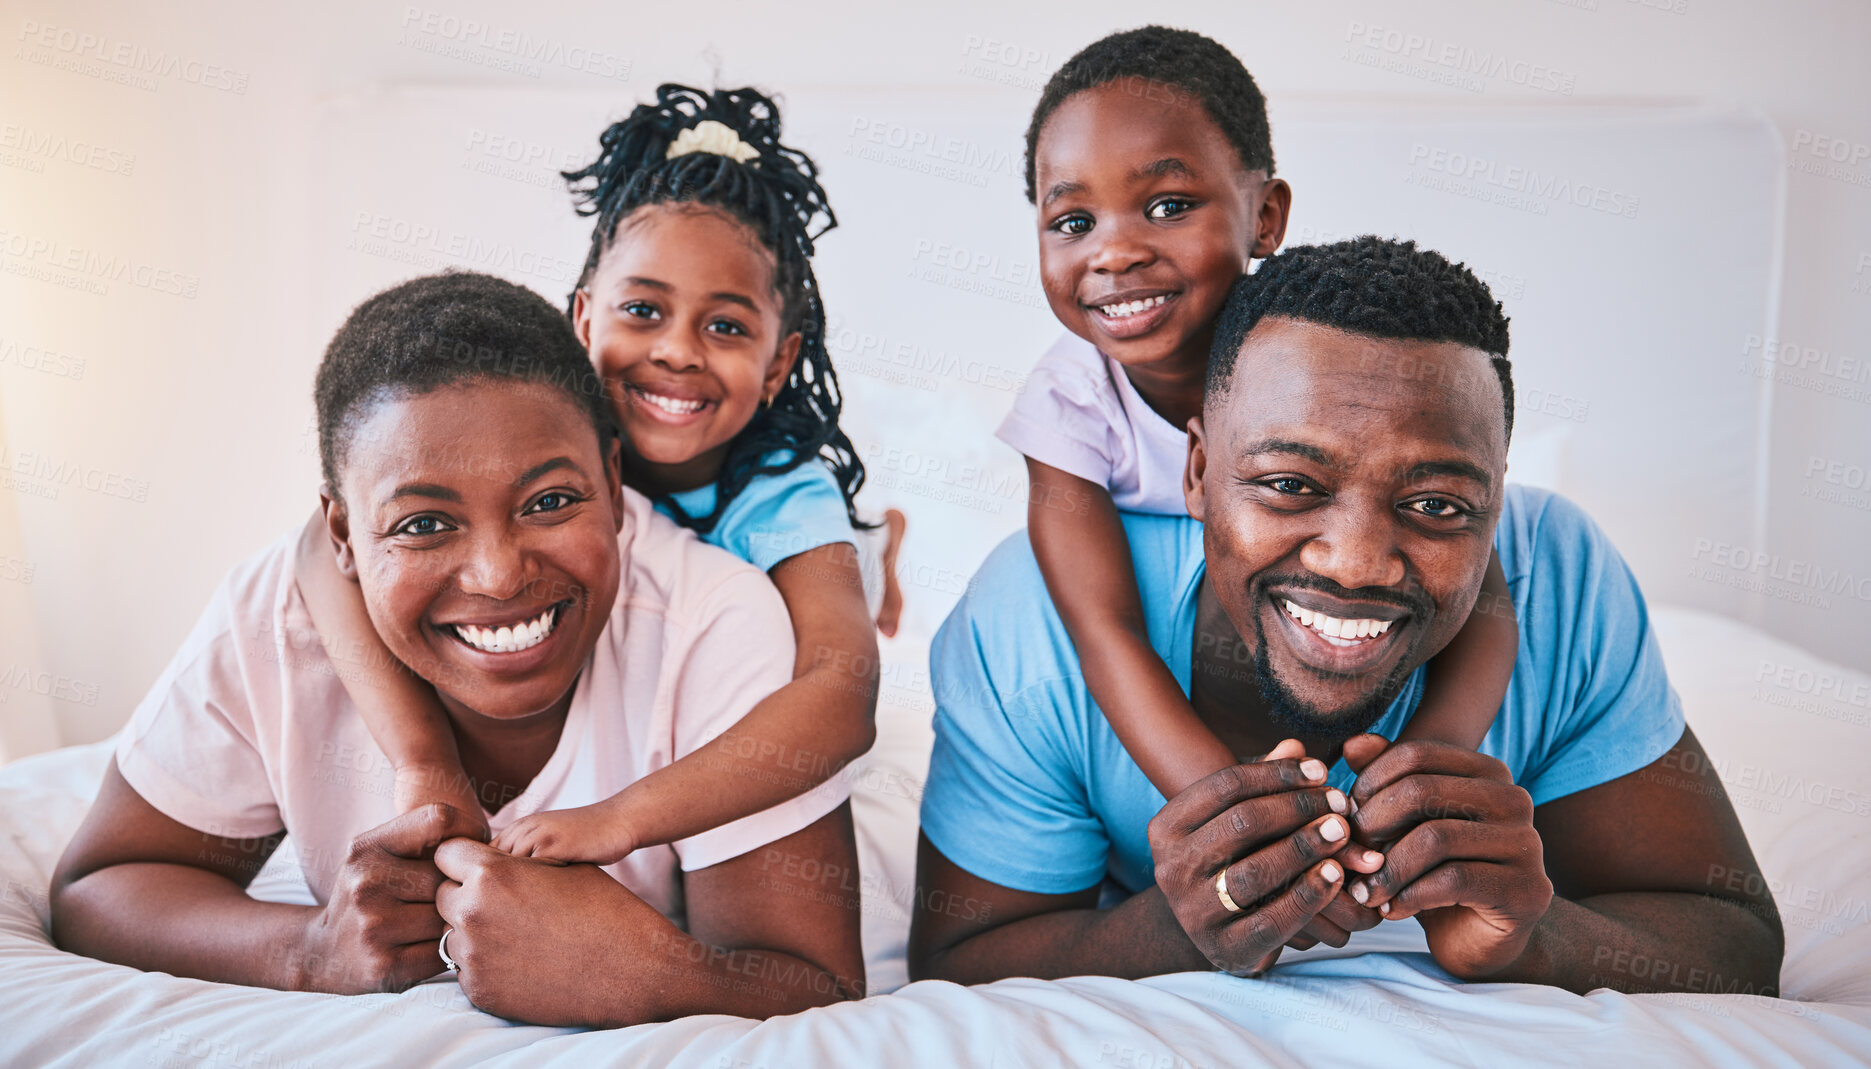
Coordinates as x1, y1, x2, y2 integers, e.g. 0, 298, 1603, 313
49, 272, 864, 1026
909, 238, 1784, 996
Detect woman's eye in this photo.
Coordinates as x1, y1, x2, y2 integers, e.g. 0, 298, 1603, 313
1051, 214, 1092, 236
394, 515, 453, 537
1148, 197, 1196, 220
620, 300, 658, 320
1409, 497, 1464, 517
527, 492, 581, 514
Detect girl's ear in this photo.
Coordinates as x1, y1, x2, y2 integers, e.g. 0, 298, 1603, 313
319, 489, 361, 580
763, 331, 804, 405
1251, 177, 1292, 259
572, 287, 593, 349
1184, 416, 1209, 523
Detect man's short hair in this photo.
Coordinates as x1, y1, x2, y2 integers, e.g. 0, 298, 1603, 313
1206, 237, 1515, 443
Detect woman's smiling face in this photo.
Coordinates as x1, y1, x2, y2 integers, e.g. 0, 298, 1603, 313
1033, 80, 1278, 374
574, 204, 802, 492
326, 379, 624, 725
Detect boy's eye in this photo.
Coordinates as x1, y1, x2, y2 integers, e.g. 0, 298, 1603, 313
393, 514, 454, 537
1050, 214, 1092, 236
1148, 197, 1196, 220
620, 300, 659, 320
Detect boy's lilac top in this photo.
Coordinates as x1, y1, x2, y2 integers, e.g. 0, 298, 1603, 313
997, 332, 1193, 516
115, 489, 847, 921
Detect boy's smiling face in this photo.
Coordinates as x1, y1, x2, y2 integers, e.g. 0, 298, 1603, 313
1033, 79, 1288, 375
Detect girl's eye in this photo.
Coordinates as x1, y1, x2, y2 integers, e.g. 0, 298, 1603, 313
527, 492, 583, 515
1408, 497, 1465, 518
1148, 197, 1196, 220
1051, 214, 1092, 237
394, 515, 454, 537
620, 300, 658, 320
706, 318, 748, 337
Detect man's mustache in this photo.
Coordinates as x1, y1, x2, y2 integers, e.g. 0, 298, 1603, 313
1253, 572, 1434, 619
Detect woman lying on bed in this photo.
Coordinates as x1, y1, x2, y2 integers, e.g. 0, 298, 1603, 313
49, 272, 866, 1026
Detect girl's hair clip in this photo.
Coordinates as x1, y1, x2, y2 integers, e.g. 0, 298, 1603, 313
665, 119, 760, 164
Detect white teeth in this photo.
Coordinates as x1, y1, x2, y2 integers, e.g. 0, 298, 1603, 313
636, 390, 706, 416
453, 606, 559, 654
1281, 599, 1394, 645
1097, 294, 1169, 318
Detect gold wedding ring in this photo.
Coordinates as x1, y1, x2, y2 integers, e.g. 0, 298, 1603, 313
1216, 870, 1243, 913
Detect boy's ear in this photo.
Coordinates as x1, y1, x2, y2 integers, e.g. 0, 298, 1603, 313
1251, 177, 1291, 259
319, 489, 361, 581
763, 332, 804, 405
604, 436, 626, 533
572, 288, 593, 350
1184, 416, 1209, 523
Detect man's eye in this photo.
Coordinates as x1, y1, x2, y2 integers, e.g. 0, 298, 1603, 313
620, 300, 658, 319
1267, 477, 1311, 495
1409, 497, 1465, 517
394, 515, 453, 537
1051, 214, 1092, 236
1148, 197, 1196, 220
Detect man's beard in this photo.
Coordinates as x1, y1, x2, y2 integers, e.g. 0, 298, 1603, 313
1250, 630, 1416, 743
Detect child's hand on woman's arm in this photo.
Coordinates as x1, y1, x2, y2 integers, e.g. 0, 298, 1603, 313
296, 509, 487, 832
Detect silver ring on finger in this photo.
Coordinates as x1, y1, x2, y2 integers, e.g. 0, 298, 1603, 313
1216, 869, 1244, 913
438, 926, 459, 972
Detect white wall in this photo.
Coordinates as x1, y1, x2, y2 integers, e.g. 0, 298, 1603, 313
1, 0, 1867, 760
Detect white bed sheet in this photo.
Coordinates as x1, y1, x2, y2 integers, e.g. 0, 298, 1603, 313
3, 606, 1869, 1067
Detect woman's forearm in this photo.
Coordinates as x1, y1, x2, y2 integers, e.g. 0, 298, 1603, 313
626, 927, 865, 1022
919, 887, 1210, 985
1493, 892, 1783, 996
53, 863, 316, 989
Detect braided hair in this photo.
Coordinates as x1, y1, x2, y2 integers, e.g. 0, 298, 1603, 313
564, 83, 868, 533
1207, 237, 1515, 443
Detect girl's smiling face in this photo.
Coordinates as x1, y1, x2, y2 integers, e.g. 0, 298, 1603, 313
325, 379, 624, 727
1034, 80, 1288, 374
573, 204, 802, 492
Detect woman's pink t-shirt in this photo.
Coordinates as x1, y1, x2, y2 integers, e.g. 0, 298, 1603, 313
115, 489, 847, 921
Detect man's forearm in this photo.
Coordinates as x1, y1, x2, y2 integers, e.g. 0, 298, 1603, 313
924, 888, 1213, 984
1492, 892, 1782, 996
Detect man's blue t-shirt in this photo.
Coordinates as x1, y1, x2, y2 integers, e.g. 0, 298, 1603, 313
920, 485, 1686, 896
657, 457, 854, 573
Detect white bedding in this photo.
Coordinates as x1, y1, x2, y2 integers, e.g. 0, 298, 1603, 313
3, 606, 1869, 1067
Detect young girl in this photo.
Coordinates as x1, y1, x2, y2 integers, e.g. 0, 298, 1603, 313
294, 84, 896, 863
1005, 27, 1519, 801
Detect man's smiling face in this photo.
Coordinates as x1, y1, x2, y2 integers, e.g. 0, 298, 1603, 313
1187, 316, 1510, 739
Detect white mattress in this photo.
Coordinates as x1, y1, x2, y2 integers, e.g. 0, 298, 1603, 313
2, 606, 1868, 1067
